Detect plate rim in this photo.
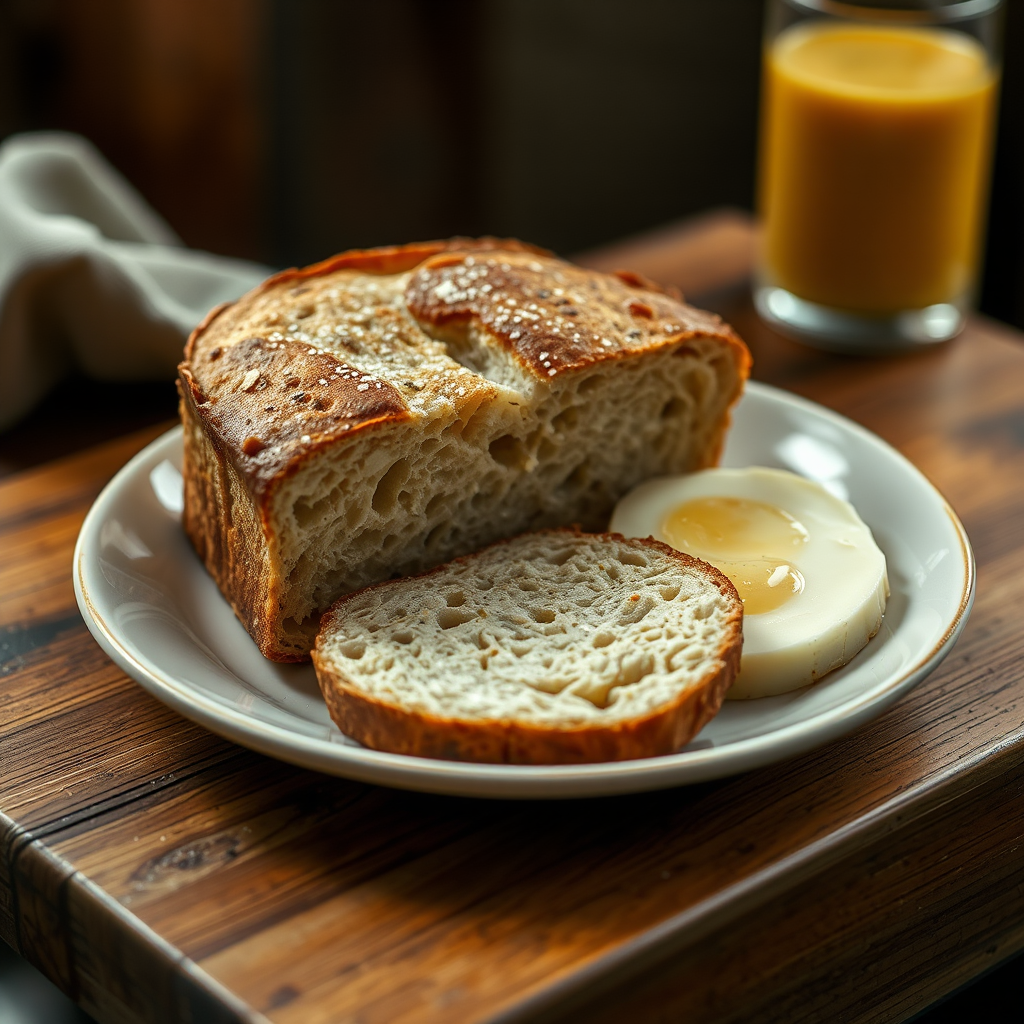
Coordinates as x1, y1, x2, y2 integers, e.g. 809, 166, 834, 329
73, 381, 976, 798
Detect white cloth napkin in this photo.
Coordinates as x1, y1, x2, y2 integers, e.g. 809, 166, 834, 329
0, 132, 272, 430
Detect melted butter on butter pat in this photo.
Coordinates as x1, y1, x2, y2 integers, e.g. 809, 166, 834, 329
610, 468, 889, 699
662, 496, 807, 615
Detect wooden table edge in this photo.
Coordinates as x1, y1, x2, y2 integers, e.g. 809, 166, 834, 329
4, 809, 269, 1024
482, 733, 1024, 1023
7, 708, 1023, 1023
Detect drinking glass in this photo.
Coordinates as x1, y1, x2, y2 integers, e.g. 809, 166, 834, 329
755, 0, 1003, 352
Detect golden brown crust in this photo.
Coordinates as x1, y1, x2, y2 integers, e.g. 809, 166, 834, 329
180, 336, 410, 501
315, 665, 737, 763
179, 376, 303, 660
179, 238, 751, 663
312, 531, 743, 764
405, 249, 747, 381
260, 236, 550, 287
182, 239, 748, 506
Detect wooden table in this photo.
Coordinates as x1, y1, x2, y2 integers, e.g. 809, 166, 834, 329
3, 211, 1024, 1024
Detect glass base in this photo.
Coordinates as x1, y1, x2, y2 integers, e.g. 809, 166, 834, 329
754, 283, 966, 355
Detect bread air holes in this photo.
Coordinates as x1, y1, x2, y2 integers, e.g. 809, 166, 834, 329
338, 639, 366, 660
461, 405, 491, 442
551, 405, 579, 432
293, 483, 343, 529
489, 434, 530, 470
660, 396, 689, 420
425, 523, 447, 549
356, 528, 383, 555
372, 459, 411, 516
614, 651, 654, 687
574, 652, 654, 708
424, 492, 448, 518
618, 550, 648, 568
437, 607, 477, 629
537, 436, 558, 463
687, 366, 712, 409
544, 547, 575, 567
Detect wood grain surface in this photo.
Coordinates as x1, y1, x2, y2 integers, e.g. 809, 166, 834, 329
2, 212, 1024, 1024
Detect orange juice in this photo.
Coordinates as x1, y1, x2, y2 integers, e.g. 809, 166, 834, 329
759, 23, 998, 314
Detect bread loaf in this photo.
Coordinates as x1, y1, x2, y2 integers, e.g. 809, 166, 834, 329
313, 530, 744, 763
179, 238, 749, 661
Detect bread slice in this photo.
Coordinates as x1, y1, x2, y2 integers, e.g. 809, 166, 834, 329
179, 238, 750, 661
312, 530, 743, 764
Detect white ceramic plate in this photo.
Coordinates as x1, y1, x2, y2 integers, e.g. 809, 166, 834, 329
74, 382, 974, 799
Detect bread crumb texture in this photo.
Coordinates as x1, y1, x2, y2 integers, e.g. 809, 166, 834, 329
180, 239, 750, 661
313, 531, 743, 762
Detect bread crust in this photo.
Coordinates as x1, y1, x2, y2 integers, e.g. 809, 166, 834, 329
181, 241, 748, 505
179, 238, 751, 660
312, 531, 743, 764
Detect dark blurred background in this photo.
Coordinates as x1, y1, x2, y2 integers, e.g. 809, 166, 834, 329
0, 0, 1020, 326
0, 2, 1022, 1019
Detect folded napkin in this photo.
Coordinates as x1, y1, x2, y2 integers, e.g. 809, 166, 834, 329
0, 132, 272, 430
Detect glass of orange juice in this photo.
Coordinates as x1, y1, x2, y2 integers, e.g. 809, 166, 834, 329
756, 0, 1002, 352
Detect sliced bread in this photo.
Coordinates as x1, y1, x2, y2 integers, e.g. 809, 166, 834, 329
179, 239, 750, 661
312, 530, 743, 764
